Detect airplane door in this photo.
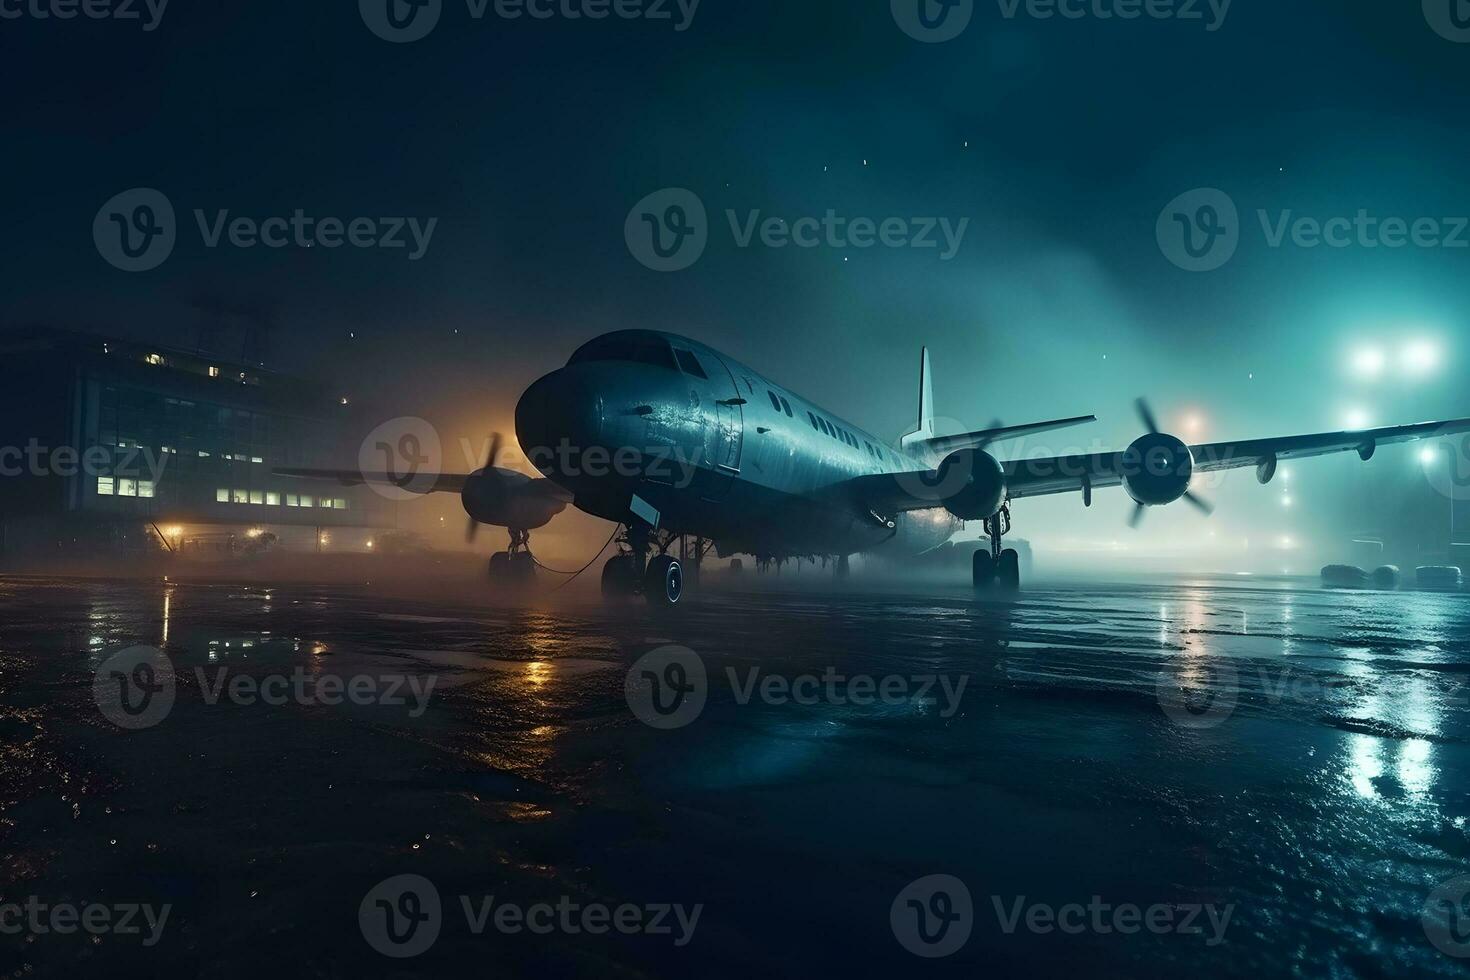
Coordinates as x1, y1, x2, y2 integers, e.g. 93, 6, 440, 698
711, 358, 744, 473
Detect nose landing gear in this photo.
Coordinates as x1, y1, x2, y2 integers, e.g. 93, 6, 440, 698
601, 524, 691, 606
975, 504, 1020, 591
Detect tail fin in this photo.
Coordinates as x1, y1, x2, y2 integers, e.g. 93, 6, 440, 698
898, 347, 935, 450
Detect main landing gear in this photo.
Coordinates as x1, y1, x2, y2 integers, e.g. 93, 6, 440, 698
489, 527, 536, 586
974, 504, 1020, 591
602, 525, 707, 606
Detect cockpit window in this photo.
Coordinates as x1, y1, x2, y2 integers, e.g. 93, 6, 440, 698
675, 349, 708, 379
570, 335, 677, 371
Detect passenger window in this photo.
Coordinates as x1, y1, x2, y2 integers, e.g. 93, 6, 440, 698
675, 349, 708, 379
808, 412, 819, 430
779, 397, 793, 417
768, 391, 782, 412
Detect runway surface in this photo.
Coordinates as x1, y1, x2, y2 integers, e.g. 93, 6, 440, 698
1, 573, 1468, 977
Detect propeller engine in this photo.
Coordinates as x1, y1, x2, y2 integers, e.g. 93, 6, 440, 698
460, 433, 567, 542
937, 447, 1007, 522
1120, 399, 1214, 528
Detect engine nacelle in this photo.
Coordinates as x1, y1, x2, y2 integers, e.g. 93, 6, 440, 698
937, 449, 1007, 521
1120, 432, 1194, 507
461, 470, 510, 526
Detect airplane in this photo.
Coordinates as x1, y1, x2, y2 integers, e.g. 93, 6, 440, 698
279, 329, 1470, 605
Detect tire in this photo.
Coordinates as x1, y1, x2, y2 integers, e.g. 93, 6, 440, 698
973, 550, 995, 589
601, 555, 638, 597
489, 551, 510, 581
644, 555, 683, 606
998, 548, 1021, 590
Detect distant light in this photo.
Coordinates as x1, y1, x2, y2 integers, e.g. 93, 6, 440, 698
1183, 413, 1204, 435
1279, 536, 1295, 549
366, 539, 375, 550
1351, 347, 1385, 378
246, 528, 263, 539
340, 397, 350, 406
1344, 409, 1371, 430
1402, 341, 1440, 376
1281, 468, 1291, 482
164, 525, 183, 538
1420, 446, 1439, 466
1282, 496, 1293, 507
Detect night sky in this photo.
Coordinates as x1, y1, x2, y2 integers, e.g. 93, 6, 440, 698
5, 0, 1469, 566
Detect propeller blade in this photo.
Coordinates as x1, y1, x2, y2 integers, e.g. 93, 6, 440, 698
1135, 398, 1160, 434
1183, 491, 1215, 517
466, 516, 480, 543
484, 432, 504, 470
1128, 502, 1146, 529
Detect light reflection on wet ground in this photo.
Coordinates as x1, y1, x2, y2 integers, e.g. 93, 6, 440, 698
0, 574, 1467, 977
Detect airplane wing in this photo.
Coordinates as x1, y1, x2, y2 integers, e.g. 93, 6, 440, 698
1006, 417, 1470, 500
916, 415, 1097, 456
273, 467, 475, 494
853, 417, 1470, 513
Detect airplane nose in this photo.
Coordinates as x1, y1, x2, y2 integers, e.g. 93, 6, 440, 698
515, 368, 603, 475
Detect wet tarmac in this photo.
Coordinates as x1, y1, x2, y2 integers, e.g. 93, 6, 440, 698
1, 573, 1468, 978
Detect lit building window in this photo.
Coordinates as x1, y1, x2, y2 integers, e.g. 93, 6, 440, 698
138, 481, 155, 499
118, 479, 138, 497
266, 492, 280, 506
319, 497, 333, 509
286, 494, 299, 507
98, 477, 115, 496
232, 489, 248, 504
233, 454, 247, 462
334, 498, 348, 510
145, 353, 164, 366
216, 488, 229, 503
251, 456, 264, 464
249, 491, 264, 505
199, 451, 211, 458
208, 366, 220, 378
299, 497, 313, 508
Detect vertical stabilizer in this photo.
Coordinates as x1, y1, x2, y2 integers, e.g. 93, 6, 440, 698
899, 347, 934, 450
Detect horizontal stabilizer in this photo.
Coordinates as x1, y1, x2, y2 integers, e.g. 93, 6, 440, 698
918, 415, 1097, 455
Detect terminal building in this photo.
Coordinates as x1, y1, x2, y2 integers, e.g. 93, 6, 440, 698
0, 328, 403, 558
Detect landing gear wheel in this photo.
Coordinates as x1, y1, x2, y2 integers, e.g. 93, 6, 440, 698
601, 555, 639, 598
973, 550, 995, 589
644, 555, 683, 606
489, 551, 510, 581
997, 548, 1020, 590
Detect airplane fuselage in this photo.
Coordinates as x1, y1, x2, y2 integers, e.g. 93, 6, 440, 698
514, 330, 962, 559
